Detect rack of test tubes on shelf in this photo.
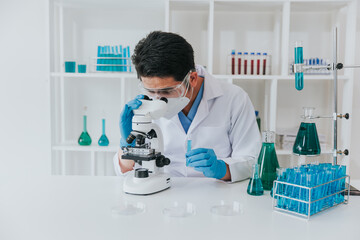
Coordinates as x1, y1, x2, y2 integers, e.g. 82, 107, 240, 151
289, 58, 331, 75
91, 45, 133, 73
272, 164, 350, 219
227, 51, 271, 75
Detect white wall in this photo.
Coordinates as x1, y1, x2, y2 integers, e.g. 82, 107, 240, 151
0, 0, 51, 177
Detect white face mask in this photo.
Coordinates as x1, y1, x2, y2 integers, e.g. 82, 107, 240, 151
162, 96, 190, 119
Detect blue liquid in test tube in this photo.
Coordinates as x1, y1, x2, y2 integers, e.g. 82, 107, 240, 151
187, 140, 192, 153
294, 41, 304, 91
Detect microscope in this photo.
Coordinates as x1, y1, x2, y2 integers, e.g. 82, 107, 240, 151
121, 96, 171, 195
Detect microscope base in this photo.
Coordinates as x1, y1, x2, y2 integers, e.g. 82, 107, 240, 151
123, 172, 171, 195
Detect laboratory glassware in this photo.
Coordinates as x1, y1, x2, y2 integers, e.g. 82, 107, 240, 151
163, 202, 196, 218
78, 107, 92, 146
237, 52, 242, 75
272, 164, 349, 219
78, 64, 86, 73
262, 53, 267, 75
256, 53, 261, 75
255, 110, 261, 131
293, 107, 321, 156
231, 50, 235, 75
243, 52, 248, 75
65, 61, 76, 73
247, 163, 264, 196
250, 52, 255, 75
210, 201, 243, 216
111, 202, 146, 216
258, 131, 280, 190
98, 118, 109, 146
294, 41, 304, 90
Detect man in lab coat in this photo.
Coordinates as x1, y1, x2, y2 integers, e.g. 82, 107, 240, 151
114, 31, 261, 182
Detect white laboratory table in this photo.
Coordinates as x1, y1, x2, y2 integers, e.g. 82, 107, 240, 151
0, 176, 359, 240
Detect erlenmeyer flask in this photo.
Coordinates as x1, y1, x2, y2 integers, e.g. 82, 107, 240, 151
98, 118, 109, 146
258, 131, 280, 190
293, 107, 321, 156
247, 163, 264, 196
78, 109, 92, 146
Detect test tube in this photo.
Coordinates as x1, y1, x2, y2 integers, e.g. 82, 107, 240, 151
231, 50, 236, 75
250, 52, 255, 75
187, 139, 192, 153
256, 53, 261, 75
262, 53, 267, 75
237, 52, 242, 75
294, 41, 304, 90
243, 52, 248, 75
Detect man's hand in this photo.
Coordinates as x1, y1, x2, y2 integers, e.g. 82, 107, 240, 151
119, 94, 144, 147
186, 148, 228, 180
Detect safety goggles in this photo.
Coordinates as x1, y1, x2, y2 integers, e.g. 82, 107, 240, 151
139, 71, 191, 99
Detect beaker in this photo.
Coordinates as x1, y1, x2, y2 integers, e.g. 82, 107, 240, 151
257, 131, 280, 190
98, 118, 109, 146
78, 108, 92, 146
293, 107, 321, 156
294, 41, 304, 90
247, 163, 264, 196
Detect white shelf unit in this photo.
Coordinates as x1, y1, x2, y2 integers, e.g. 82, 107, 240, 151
49, 0, 357, 176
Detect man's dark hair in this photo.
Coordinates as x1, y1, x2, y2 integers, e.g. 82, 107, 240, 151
132, 31, 195, 82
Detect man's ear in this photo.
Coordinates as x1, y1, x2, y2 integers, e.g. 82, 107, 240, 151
189, 72, 198, 87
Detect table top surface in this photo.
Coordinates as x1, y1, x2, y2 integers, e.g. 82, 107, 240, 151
1, 176, 359, 240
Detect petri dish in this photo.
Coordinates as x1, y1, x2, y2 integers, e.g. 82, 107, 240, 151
210, 200, 243, 216
111, 202, 146, 217
162, 202, 196, 218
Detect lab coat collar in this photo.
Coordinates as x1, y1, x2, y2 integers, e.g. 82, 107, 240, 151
170, 66, 224, 134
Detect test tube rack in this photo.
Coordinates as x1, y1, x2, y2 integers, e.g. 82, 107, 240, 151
91, 56, 133, 73
272, 175, 350, 220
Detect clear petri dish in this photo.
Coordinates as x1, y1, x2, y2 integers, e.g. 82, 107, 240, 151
210, 200, 243, 216
111, 202, 146, 217
162, 201, 196, 218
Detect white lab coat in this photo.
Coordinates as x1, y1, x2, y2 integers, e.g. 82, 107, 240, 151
113, 66, 261, 182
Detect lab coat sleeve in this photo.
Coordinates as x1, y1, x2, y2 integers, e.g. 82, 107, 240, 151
221, 92, 262, 183
113, 149, 140, 176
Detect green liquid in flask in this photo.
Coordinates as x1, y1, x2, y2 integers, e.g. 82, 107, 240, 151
98, 119, 109, 146
293, 122, 321, 156
78, 115, 92, 146
258, 131, 280, 191
247, 164, 264, 196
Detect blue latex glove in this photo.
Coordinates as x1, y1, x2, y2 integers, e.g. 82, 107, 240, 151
186, 148, 227, 179
119, 94, 144, 147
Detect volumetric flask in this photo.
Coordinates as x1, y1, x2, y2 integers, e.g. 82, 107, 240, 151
293, 107, 321, 156
258, 131, 280, 190
78, 107, 92, 146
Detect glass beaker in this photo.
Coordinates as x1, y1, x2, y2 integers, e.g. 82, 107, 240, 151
258, 131, 280, 190
78, 108, 92, 146
98, 118, 109, 146
293, 107, 321, 156
247, 163, 264, 196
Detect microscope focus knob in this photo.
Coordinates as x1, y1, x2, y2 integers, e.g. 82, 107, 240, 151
135, 168, 149, 178
156, 155, 171, 167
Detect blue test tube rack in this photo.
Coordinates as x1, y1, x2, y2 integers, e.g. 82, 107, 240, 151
272, 164, 350, 219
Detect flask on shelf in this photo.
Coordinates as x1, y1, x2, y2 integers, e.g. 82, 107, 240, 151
258, 131, 280, 190
98, 118, 109, 146
247, 163, 264, 196
78, 106, 92, 146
